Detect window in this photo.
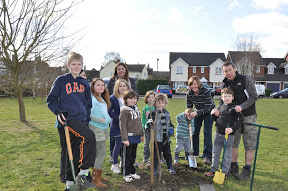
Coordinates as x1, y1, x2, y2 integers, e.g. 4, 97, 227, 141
176, 66, 183, 74
285, 67, 288, 74
256, 66, 260, 73
144, 72, 146, 77
215, 67, 222, 75
193, 67, 196, 73
173, 81, 185, 89
201, 67, 204, 73
268, 66, 274, 74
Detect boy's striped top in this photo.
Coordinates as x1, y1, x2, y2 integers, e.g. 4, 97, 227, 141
176, 112, 193, 139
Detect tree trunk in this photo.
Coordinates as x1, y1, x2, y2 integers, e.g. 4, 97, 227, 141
17, 89, 27, 122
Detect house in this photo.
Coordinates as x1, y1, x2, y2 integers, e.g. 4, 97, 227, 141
85, 68, 100, 82
169, 52, 226, 89
100, 61, 149, 80
227, 51, 288, 92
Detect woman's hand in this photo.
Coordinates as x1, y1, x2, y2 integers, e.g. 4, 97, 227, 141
225, 128, 233, 135
190, 111, 197, 118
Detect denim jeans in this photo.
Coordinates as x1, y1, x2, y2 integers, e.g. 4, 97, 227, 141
211, 133, 234, 174
193, 113, 213, 160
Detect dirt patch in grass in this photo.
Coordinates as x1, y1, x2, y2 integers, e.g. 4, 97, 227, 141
116, 163, 212, 191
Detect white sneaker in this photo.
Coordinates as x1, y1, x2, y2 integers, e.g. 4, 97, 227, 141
123, 175, 133, 183
111, 164, 121, 174
130, 173, 141, 179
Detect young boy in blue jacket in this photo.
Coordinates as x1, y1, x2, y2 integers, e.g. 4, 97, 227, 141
47, 52, 96, 190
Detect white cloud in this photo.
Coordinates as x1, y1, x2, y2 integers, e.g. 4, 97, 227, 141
167, 8, 183, 24
252, 0, 288, 10
188, 6, 203, 17
228, 0, 241, 10
233, 12, 288, 57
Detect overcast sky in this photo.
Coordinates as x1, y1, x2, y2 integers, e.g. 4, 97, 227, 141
66, 0, 288, 71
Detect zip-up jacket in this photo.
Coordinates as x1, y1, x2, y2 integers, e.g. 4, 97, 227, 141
147, 108, 174, 142
212, 103, 242, 135
119, 105, 144, 141
221, 72, 257, 117
47, 73, 92, 124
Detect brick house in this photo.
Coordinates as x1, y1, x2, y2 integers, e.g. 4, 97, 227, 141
227, 51, 288, 92
169, 52, 226, 89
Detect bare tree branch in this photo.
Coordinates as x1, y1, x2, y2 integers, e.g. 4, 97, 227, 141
0, 0, 83, 122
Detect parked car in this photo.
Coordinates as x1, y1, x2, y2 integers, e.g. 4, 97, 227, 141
270, 88, 288, 99
215, 87, 222, 95
202, 83, 215, 97
175, 85, 189, 95
155, 85, 172, 98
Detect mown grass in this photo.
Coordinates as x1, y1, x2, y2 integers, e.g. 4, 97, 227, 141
0, 97, 287, 191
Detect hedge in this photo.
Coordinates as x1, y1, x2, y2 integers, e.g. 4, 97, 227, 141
136, 79, 169, 95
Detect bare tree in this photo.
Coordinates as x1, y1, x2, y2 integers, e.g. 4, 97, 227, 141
233, 33, 263, 78
102, 51, 124, 67
0, 0, 82, 122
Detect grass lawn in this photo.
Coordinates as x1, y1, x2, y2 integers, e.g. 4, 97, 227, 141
0, 97, 287, 191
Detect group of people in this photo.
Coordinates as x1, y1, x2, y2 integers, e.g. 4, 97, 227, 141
47, 52, 258, 190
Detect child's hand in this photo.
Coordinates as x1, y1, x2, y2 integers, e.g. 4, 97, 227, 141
101, 118, 105, 123
225, 128, 233, 135
141, 136, 144, 142
211, 108, 219, 116
123, 140, 130, 147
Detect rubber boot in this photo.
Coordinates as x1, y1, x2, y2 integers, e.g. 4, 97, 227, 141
92, 168, 107, 188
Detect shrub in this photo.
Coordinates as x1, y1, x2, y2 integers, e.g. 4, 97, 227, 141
265, 89, 272, 96
136, 79, 169, 95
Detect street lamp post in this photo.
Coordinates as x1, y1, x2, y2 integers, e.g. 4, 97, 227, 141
157, 58, 159, 79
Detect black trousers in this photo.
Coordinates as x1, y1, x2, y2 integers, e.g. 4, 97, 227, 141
154, 135, 172, 166
121, 143, 138, 176
58, 127, 66, 182
65, 119, 96, 181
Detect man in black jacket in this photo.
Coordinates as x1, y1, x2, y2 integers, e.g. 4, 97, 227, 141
218, 61, 258, 181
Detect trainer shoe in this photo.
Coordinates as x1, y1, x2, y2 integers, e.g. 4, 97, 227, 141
167, 167, 176, 174
76, 173, 96, 188
228, 163, 239, 177
130, 173, 141, 179
123, 175, 133, 183
111, 164, 121, 174
205, 170, 215, 177
235, 166, 251, 181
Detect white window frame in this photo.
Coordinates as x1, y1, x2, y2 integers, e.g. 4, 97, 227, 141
176, 66, 183, 74
268, 66, 274, 74
173, 81, 185, 89
256, 66, 260, 73
285, 67, 288, 74
193, 67, 196, 73
144, 72, 146, 77
215, 67, 222, 75
201, 67, 204, 73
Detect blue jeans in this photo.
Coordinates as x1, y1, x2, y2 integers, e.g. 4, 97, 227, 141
193, 113, 213, 160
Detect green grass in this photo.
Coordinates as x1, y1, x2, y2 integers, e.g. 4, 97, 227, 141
0, 97, 287, 190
